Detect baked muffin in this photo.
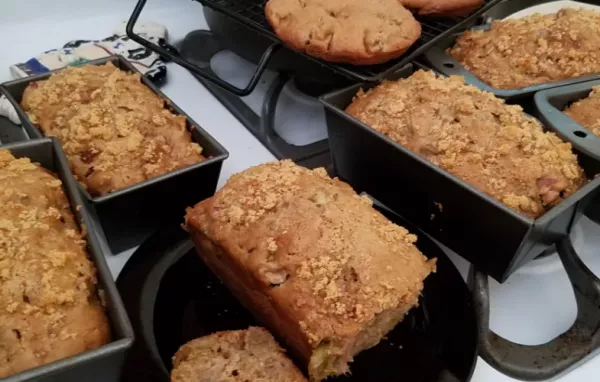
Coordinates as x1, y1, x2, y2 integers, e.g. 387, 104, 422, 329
448, 8, 600, 89
171, 328, 307, 382
0, 150, 109, 378
185, 160, 435, 381
21, 63, 204, 196
346, 70, 585, 218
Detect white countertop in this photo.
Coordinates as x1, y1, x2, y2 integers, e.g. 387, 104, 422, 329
1, 1, 598, 381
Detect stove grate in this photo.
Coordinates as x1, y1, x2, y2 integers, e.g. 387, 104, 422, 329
196, 0, 502, 82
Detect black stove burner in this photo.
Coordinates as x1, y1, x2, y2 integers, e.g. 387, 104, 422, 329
178, 30, 333, 172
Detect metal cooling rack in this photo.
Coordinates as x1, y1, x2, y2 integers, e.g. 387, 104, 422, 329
126, 0, 502, 95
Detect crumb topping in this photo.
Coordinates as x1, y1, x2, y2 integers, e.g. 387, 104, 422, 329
345, 70, 585, 218
448, 8, 600, 89
0, 150, 109, 377
21, 63, 204, 196
564, 85, 600, 137
186, 160, 435, 346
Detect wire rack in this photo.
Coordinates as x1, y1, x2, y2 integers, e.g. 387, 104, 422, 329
197, 0, 503, 82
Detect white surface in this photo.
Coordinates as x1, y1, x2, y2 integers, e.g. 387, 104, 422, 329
2, 1, 600, 381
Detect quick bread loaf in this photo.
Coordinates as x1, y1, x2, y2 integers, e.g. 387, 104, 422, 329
184, 160, 435, 381
21, 63, 205, 196
448, 8, 600, 89
170, 327, 307, 382
345, 70, 585, 218
0, 150, 110, 378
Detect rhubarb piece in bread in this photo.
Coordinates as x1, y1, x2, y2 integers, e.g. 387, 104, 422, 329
170, 327, 307, 382
184, 160, 435, 381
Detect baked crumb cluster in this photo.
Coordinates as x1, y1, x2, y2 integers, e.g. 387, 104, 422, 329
21, 63, 204, 196
0, 150, 109, 378
186, 160, 435, 346
448, 8, 600, 89
346, 70, 585, 218
564, 86, 600, 137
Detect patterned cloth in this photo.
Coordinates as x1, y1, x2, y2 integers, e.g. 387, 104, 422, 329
10, 21, 168, 82
1, 21, 170, 127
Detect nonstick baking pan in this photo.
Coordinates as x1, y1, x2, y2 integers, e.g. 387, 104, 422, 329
0, 55, 229, 253
125, 0, 503, 96
0, 138, 133, 382
320, 64, 600, 283
423, 0, 600, 100
534, 79, 600, 165
116, 196, 478, 382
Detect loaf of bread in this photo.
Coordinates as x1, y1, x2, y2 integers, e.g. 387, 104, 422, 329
171, 327, 307, 382
448, 8, 600, 89
185, 160, 436, 381
564, 86, 600, 137
346, 70, 585, 218
21, 62, 205, 196
0, 150, 110, 378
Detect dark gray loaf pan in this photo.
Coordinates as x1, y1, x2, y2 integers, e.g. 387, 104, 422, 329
423, 0, 600, 100
534, 79, 600, 164
320, 64, 600, 283
0, 55, 229, 253
0, 138, 133, 382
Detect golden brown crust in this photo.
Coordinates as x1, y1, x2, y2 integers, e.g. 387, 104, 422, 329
346, 70, 585, 218
448, 8, 600, 89
264, 0, 422, 65
185, 160, 435, 381
0, 150, 110, 378
564, 86, 600, 137
400, 0, 483, 16
170, 327, 307, 382
21, 63, 204, 196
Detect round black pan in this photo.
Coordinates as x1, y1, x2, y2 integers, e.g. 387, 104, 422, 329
117, 202, 477, 382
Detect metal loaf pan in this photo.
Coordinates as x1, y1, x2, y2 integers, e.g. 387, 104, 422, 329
0, 56, 229, 253
0, 138, 133, 382
534, 79, 600, 224
320, 64, 600, 283
423, 0, 600, 100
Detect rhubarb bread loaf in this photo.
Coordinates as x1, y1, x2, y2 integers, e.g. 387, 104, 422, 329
170, 327, 307, 382
0, 150, 110, 378
184, 160, 435, 381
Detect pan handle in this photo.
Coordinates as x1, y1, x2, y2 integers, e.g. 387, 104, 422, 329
125, 0, 281, 96
469, 236, 600, 381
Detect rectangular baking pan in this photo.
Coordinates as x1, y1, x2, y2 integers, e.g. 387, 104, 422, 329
534, 79, 600, 167
0, 55, 229, 253
423, 0, 600, 100
0, 138, 134, 382
320, 63, 600, 283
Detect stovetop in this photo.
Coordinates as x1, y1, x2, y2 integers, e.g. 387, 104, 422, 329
3, 0, 600, 381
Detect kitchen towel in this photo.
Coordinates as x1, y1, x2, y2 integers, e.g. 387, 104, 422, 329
1, 21, 169, 125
